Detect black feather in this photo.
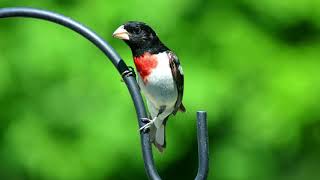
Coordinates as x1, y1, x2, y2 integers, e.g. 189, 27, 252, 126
167, 51, 186, 115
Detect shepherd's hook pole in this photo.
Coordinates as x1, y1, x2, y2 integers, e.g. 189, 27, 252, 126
0, 7, 209, 180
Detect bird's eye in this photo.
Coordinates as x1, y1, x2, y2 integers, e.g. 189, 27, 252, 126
134, 27, 141, 34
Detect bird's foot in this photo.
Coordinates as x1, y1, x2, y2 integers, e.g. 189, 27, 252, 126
139, 117, 157, 131
121, 66, 136, 82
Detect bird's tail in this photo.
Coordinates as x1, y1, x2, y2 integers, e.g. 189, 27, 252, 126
150, 124, 166, 152
179, 103, 186, 112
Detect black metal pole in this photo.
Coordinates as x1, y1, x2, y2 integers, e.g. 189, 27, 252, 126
195, 111, 209, 180
0, 7, 209, 180
123, 76, 161, 180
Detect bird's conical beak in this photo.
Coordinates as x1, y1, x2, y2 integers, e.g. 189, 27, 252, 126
112, 25, 130, 40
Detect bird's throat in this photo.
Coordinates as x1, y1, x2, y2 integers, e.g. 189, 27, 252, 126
134, 52, 158, 84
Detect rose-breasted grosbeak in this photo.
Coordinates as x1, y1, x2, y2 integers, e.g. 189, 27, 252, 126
113, 22, 186, 152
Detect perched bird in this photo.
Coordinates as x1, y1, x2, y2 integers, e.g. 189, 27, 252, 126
113, 22, 186, 152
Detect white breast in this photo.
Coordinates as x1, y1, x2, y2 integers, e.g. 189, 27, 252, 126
138, 52, 178, 109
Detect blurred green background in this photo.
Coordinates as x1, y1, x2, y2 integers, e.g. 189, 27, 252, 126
1, 0, 320, 180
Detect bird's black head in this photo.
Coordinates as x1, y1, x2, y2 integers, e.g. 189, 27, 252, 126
113, 21, 168, 56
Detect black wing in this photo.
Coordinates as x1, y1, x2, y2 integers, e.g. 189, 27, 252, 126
167, 51, 186, 115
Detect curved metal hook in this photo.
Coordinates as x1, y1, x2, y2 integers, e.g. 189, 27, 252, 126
0, 7, 209, 180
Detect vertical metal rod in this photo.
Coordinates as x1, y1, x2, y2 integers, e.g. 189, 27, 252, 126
195, 111, 209, 180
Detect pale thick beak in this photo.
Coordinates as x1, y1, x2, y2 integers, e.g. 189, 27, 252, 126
112, 25, 130, 40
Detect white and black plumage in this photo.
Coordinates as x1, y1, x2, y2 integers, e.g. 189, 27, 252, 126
113, 22, 186, 152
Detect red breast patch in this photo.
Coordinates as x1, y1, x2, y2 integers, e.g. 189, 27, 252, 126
134, 52, 158, 83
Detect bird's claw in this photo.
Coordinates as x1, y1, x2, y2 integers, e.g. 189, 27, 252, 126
140, 117, 152, 123
139, 117, 156, 132
121, 66, 136, 79
120, 66, 136, 82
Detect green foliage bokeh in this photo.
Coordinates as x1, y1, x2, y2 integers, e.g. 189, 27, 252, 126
1, 0, 320, 180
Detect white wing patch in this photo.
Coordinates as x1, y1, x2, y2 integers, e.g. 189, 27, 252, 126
178, 65, 184, 75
